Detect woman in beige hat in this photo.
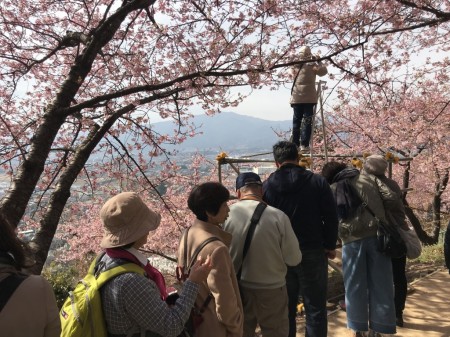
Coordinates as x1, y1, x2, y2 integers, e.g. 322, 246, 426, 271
98, 192, 212, 337
178, 182, 244, 337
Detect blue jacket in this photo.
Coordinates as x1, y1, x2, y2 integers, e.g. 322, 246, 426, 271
263, 163, 339, 251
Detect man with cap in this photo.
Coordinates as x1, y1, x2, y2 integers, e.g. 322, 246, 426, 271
223, 172, 302, 337
98, 191, 212, 337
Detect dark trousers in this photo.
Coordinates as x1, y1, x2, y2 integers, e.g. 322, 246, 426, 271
291, 103, 315, 147
391, 255, 407, 317
286, 249, 328, 337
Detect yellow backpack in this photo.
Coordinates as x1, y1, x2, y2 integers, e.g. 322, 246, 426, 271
60, 253, 145, 337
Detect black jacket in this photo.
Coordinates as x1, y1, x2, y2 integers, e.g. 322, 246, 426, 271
445, 221, 450, 273
263, 163, 339, 251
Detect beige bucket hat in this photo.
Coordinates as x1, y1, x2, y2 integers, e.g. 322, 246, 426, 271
100, 192, 161, 248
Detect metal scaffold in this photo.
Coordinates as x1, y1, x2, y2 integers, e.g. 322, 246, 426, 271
216, 80, 412, 182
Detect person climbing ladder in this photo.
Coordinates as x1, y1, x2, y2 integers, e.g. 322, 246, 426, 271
290, 46, 327, 153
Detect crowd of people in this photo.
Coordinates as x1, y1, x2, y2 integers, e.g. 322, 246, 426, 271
2, 138, 437, 337
0, 48, 441, 337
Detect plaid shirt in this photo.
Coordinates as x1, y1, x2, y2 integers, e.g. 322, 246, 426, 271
100, 253, 198, 337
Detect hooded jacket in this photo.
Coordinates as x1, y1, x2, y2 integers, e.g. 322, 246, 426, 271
290, 46, 327, 104
330, 172, 398, 245
363, 155, 408, 230
262, 163, 339, 251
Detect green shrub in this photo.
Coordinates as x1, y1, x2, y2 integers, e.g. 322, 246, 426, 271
42, 260, 88, 309
415, 243, 445, 265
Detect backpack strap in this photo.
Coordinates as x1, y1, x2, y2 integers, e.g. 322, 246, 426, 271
236, 202, 267, 281
0, 273, 28, 312
92, 252, 145, 288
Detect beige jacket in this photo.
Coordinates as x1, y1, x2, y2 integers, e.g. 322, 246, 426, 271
178, 220, 243, 337
290, 61, 327, 104
0, 265, 61, 337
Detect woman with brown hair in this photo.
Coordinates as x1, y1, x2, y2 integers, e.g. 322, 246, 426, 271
0, 215, 61, 337
178, 182, 243, 337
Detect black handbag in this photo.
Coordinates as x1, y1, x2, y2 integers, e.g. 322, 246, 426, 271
363, 203, 407, 258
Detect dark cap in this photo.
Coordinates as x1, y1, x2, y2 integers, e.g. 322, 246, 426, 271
236, 172, 262, 191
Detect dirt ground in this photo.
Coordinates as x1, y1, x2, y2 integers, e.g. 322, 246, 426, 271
259, 250, 449, 337
296, 268, 450, 337
167, 252, 449, 337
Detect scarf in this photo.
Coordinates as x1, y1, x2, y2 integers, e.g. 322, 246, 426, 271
331, 168, 363, 221
105, 248, 168, 300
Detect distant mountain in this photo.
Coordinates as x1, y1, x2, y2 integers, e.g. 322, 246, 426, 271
153, 112, 291, 154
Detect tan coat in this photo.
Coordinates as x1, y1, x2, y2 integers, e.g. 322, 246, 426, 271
290, 61, 327, 104
0, 265, 61, 337
178, 219, 243, 337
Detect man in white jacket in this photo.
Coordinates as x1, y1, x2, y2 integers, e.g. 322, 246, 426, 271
223, 172, 302, 337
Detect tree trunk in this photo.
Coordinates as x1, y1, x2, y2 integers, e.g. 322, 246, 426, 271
402, 161, 448, 246
28, 109, 131, 273
0, 0, 155, 273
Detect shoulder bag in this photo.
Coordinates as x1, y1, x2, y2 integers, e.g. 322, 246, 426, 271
362, 202, 407, 259
398, 227, 422, 259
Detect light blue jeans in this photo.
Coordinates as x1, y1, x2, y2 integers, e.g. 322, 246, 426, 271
343, 236, 396, 334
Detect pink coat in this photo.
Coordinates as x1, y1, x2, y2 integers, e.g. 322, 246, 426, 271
0, 266, 61, 337
178, 219, 243, 337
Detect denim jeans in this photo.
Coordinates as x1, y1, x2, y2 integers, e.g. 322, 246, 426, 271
286, 249, 328, 337
291, 103, 315, 147
343, 236, 396, 334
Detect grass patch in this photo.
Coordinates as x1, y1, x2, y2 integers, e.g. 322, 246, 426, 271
414, 243, 444, 265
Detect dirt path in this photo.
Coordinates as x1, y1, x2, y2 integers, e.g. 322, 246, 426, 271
295, 269, 450, 336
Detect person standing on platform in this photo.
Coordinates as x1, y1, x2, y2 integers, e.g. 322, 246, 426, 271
290, 46, 327, 153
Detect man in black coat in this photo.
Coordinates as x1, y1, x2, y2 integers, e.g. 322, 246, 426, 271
263, 141, 339, 337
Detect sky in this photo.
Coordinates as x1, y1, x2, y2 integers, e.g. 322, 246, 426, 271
227, 76, 336, 122
217, 48, 450, 123
229, 86, 293, 121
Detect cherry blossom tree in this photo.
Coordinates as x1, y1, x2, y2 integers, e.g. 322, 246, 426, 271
325, 67, 449, 244
0, 0, 449, 272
